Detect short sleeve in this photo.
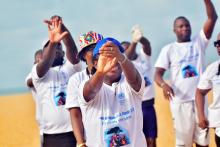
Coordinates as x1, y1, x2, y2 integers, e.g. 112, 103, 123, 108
124, 74, 145, 99
65, 75, 80, 109
155, 45, 171, 70
197, 64, 214, 90
25, 72, 32, 85
62, 60, 82, 77
193, 29, 209, 53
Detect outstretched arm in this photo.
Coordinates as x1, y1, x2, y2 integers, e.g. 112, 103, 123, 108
154, 67, 174, 100
83, 54, 117, 102
36, 19, 68, 78
100, 41, 142, 92
140, 37, 151, 56
195, 88, 210, 129
203, 0, 218, 39
50, 16, 79, 64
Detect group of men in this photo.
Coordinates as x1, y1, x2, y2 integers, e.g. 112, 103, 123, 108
25, 0, 220, 147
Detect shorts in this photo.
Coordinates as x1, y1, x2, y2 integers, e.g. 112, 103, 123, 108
142, 99, 158, 138
43, 131, 76, 147
170, 100, 209, 147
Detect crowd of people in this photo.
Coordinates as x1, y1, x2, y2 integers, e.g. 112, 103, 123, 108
25, 0, 220, 147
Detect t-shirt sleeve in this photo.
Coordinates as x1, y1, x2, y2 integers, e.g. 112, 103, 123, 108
65, 75, 80, 109
197, 63, 214, 90
62, 60, 82, 77
155, 45, 170, 70
78, 80, 100, 105
125, 74, 145, 99
139, 49, 151, 61
194, 29, 209, 52
31, 64, 47, 82
25, 72, 32, 85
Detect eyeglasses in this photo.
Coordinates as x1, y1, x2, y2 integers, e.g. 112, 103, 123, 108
214, 40, 220, 47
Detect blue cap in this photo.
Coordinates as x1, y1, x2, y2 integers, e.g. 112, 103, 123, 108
93, 37, 124, 58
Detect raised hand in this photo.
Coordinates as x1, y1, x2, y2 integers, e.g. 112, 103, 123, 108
96, 54, 117, 75
99, 41, 125, 63
44, 19, 68, 43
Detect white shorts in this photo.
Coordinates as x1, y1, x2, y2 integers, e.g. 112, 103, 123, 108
170, 100, 209, 147
216, 127, 220, 137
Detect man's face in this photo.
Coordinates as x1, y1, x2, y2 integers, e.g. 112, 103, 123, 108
52, 44, 64, 67
83, 44, 96, 68
35, 52, 43, 64
174, 18, 191, 42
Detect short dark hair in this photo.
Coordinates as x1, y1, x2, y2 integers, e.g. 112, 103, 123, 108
34, 49, 43, 59
120, 41, 130, 45
173, 16, 189, 27
43, 41, 62, 50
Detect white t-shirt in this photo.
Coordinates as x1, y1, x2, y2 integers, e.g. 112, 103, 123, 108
197, 59, 220, 128
25, 72, 43, 135
133, 49, 155, 101
78, 75, 147, 147
31, 60, 82, 134
65, 69, 90, 109
155, 30, 209, 103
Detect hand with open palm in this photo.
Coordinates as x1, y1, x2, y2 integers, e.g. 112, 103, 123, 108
96, 54, 117, 75
44, 19, 68, 43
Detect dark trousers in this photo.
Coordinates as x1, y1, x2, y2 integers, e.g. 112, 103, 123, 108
216, 134, 220, 147
43, 131, 76, 147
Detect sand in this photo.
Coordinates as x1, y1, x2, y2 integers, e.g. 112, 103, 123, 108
0, 84, 216, 147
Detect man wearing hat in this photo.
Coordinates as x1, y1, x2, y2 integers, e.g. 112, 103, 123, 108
76, 37, 147, 146
66, 31, 103, 147
31, 16, 81, 147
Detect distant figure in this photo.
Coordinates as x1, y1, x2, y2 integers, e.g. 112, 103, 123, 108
196, 33, 220, 147
25, 49, 43, 146
121, 25, 157, 147
66, 31, 103, 147
31, 15, 81, 147
154, 0, 217, 146
77, 37, 147, 146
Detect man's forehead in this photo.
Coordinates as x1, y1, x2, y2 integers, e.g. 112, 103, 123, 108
175, 18, 189, 26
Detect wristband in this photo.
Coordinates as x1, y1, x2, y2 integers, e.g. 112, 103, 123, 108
77, 142, 86, 147
118, 56, 127, 65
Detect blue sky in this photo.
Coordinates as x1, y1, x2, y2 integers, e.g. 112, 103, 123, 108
0, 0, 220, 95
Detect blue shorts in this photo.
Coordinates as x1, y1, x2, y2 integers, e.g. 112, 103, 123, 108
142, 99, 157, 138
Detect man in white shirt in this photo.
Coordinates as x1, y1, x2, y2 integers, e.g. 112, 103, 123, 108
25, 49, 43, 146
154, 0, 217, 146
31, 15, 81, 147
121, 25, 157, 147
66, 31, 103, 147
196, 33, 220, 147
77, 37, 147, 147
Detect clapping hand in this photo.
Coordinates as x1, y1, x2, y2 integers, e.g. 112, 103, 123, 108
44, 18, 68, 43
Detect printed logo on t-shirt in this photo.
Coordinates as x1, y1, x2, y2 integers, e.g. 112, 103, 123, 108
104, 126, 131, 147
116, 92, 126, 106
181, 65, 198, 78
54, 91, 66, 106
144, 76, 152, 87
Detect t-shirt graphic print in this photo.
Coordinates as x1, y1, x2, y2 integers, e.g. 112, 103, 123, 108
181, 64, 198, 78
104, 126, 131, 147
54, 91, 66, 106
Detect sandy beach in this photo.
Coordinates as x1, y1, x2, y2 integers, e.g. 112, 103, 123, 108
0, 84, 216, 147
